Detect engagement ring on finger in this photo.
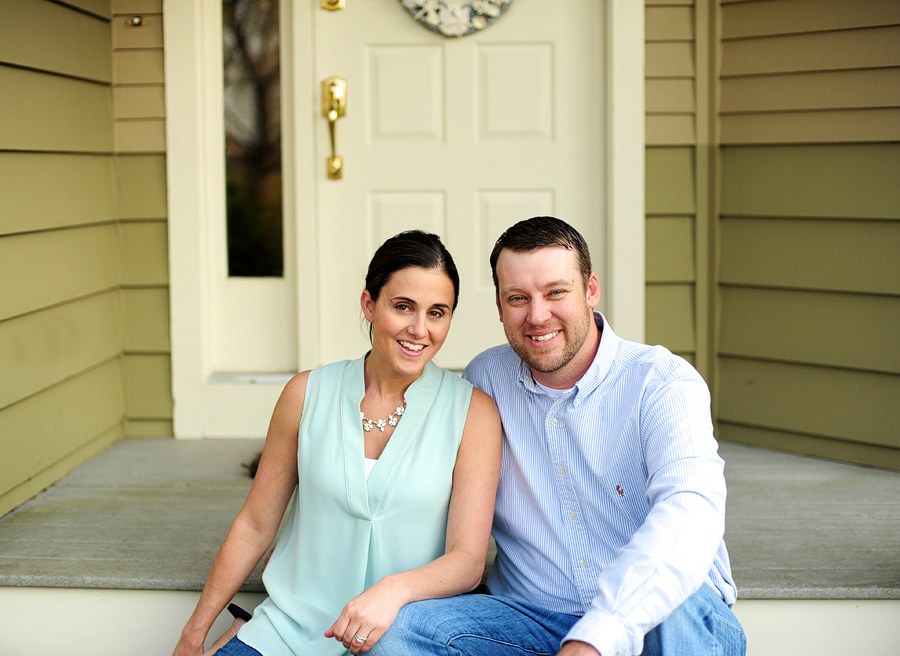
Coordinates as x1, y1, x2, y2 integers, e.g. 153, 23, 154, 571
354, 634, 367, 644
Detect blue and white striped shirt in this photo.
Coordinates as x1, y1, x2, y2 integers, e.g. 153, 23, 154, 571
463, 313, 736, 656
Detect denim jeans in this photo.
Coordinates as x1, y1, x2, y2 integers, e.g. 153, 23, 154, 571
369, 585, 746, 656
211, 637, 263, 656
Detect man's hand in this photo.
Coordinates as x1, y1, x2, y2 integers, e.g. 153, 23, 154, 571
558, 640, 601, 656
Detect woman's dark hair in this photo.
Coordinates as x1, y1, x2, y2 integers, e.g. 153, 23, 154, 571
489, 216, 592, 293
364, 231, 460, 339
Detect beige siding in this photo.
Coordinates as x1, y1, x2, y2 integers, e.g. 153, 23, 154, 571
0, 0, 123, 515
716, 2, 900, 468
0, 0, 172, 515
644, 0, 704, 368
112, 0, 172, 437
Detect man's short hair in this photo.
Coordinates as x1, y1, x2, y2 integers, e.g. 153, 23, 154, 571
489, 216, 593, 294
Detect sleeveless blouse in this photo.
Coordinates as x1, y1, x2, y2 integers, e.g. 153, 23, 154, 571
238, 356, 474, 656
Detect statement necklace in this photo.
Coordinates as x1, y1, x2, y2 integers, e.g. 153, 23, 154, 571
361, 401, 406, 432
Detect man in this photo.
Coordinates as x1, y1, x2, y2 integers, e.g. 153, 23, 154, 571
370, 217, 745, 656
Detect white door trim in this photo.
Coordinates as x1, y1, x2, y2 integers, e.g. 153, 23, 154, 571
163, 0, 644, 438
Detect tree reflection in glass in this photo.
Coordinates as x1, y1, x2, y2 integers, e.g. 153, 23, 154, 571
223, 0, 283, 277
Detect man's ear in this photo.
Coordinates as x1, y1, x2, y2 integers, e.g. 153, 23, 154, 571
495, 294, 504, 323
360, 289, 375, 322
586, 272, 602, 308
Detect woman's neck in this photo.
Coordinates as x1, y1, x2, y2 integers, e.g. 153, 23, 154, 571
363, 353, 420, 401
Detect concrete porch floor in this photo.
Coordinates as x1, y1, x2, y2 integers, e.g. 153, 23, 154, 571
1, 438, 899, 656
1, 438, 899, 599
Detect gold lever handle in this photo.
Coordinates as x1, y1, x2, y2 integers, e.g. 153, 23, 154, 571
322, 77, 346, 179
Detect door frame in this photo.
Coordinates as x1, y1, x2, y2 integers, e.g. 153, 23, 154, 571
163, 0, 644, 438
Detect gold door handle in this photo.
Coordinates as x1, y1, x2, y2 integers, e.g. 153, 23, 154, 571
322, 77, 346, 180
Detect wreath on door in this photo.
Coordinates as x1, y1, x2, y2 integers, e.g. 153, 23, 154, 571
400, 1, 514, 38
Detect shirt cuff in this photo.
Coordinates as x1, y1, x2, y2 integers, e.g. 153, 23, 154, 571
562, 607, 642, 656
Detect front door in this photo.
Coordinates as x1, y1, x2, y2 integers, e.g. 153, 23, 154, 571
312, 0, 605, 370
165, 0, 643, 437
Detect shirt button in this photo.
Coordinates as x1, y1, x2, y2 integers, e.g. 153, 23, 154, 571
551, 418, 558, 426
574, 399, 581, 406
558, 466, 565, 473
569, 513, 576, 520
578, 560, 586, 567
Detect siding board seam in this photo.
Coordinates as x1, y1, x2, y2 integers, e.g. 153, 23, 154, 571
46, 1, 112, 21
719, 282, 900, 299
115, 117, 166, 123
720, 107, 900, 116
0, 219, 120, 239
0, 62, 112, 87
720, 24, 900, 43
2, 286, 122, 323
721, 214, 900, 222
0, 149, 116, 157
720, 66, 900, 80
117, 217, 168, 224
0, 355, 123, 413
719, 352, 900, 376
718, 418, 900, 453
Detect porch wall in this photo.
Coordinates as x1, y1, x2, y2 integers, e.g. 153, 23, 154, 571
714, 0, 900, 469
0, 0, 124, 515
0, 0, 174, 518
111, 0, 174, 438
644, 0, 710, 377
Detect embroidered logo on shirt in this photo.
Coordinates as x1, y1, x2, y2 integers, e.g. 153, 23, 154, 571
616, 483, 625, 498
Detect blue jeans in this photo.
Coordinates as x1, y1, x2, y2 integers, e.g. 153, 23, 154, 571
212, 637, 263, 656
369, 585, 746, 656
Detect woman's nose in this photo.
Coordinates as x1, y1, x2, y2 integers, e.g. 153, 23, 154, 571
408, 313, 427, 337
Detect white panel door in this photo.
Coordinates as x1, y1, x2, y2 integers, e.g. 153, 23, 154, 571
311, 0, 606, 370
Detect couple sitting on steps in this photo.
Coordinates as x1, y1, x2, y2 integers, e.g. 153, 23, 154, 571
174, 217, 745, 656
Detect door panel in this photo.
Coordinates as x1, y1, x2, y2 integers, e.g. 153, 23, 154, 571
314, 0, 605, 369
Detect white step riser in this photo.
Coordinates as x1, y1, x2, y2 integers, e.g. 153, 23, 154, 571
1, 588, 898, 656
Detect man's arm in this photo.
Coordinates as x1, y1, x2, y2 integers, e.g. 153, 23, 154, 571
561, 371, 727, 656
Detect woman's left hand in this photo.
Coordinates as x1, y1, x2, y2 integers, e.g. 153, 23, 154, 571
324, 578, 405, 654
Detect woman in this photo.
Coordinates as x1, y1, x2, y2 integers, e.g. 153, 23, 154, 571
173, 231, 502, 656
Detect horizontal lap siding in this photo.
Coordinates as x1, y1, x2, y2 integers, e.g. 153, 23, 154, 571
645, 1, 701, 368
0, 0, 122, 515
112, 0, 172, 437
717, 1, 900, 469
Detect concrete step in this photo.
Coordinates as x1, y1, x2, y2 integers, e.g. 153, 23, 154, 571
1, 438, 899, 655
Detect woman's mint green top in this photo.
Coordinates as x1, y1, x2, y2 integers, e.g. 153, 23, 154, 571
238, 355, 474, 656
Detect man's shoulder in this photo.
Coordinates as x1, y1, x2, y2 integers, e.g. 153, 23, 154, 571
611, 336, 704, 385
463, 343, 519, 384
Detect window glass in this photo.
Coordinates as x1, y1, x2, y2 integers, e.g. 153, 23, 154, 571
223, 0, 283, 277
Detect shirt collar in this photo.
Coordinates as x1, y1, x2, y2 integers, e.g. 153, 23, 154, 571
516, 312, 617, 398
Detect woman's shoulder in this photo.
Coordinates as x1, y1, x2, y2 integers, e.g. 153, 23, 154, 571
467, 386, 499, 420
278, 370, 312, 408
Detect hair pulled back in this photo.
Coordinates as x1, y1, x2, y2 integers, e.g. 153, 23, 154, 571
365, 230, 460, 312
